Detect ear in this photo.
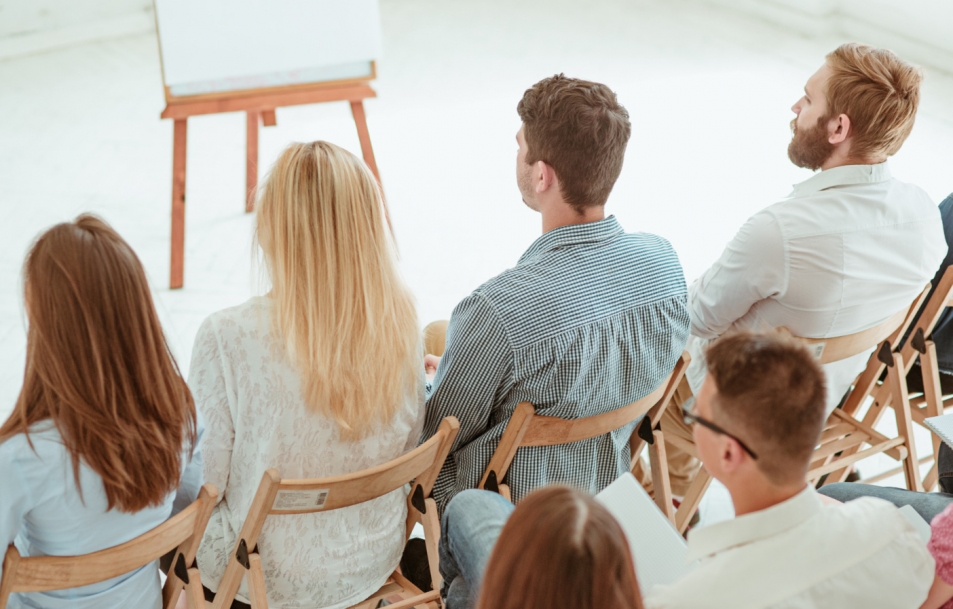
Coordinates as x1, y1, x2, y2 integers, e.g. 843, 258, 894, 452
719, 437, 749, 475
828, 113, 851, 146
536, 160, 557, 194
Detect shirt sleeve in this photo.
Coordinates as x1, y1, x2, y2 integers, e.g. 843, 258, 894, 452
0, 442, 33, 584
188, 316, 234, 507
929, 502, 953, 586
420, 292, 513, 452
688, 209, 787, 339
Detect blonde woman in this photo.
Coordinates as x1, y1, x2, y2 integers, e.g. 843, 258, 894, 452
192, 141, 425, 609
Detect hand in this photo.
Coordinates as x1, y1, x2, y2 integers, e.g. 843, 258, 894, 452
425, 354, 441, 382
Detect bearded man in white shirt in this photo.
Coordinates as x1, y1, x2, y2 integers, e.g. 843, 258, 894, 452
647, 333, 933, 609
642, 42, 948, 497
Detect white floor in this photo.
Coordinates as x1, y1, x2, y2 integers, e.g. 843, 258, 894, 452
2, 0, 953, 492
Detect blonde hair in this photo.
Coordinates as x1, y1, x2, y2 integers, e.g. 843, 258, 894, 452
825, 43, 923, 159
256, 141, 420, 439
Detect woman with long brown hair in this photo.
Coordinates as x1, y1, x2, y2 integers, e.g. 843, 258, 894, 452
0, 215, 200, 609
192, 140, 424, 609
439, 486, 645, 609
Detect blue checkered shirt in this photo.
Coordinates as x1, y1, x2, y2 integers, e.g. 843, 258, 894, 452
422, 216, 690, 512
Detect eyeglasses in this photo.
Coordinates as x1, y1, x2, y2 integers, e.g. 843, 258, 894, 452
682, 405, 758, 460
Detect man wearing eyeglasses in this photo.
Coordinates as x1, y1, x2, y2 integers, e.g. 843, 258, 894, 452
647, 333, 932, 608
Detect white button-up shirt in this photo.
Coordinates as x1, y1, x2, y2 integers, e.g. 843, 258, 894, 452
686, 162, 947, 413
646, 487, 934, 609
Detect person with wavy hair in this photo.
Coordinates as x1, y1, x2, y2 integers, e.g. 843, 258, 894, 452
440, 486, 644, 609
0, 215, 201, 609
191, 140, 424, 609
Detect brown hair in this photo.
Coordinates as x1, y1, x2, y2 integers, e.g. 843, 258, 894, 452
477, 486, 644, 609
517, 74, 631, 213
0, 215, 197, 512
825, 43, 923, 159
706, 333, 826, 485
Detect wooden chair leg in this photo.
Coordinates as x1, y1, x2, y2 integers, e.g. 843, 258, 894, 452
648, 430, 676, 526
170, 118, 188, 289
888, 353, 924, 491
185, 567, 206, 609
246, 110, 259, 213
923, 342, 944, 490
247, 554, 269, 609
420, 498, 442, 593
675, 468, 711, 534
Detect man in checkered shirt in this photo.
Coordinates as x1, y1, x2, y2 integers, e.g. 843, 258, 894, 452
420, 74, 690, 514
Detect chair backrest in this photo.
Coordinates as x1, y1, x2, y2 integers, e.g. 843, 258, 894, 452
268, 416, 460, 515
0, 484, 217, 608
900, 268, 953, 372
478, 376, 670, 492
792, 302, 916, 365
209, 417, 460, 609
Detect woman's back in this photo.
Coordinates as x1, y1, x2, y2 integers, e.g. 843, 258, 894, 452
193, 141, 425, 609
1, 425, 194, 609
0, 215, 199, 609
193, 298, 423, 609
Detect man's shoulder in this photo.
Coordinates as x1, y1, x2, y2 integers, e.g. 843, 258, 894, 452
645, 499, 923, 609
483, 230, 681, 289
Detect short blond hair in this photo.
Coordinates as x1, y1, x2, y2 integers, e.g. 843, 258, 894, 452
825, 43, 923, 159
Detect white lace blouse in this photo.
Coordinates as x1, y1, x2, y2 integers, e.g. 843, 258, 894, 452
190, 297, 425, 609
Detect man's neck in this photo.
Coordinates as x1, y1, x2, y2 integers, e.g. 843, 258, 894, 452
541, 203, 605, 234
730, 480, 807, 517
820, 151, 887, 171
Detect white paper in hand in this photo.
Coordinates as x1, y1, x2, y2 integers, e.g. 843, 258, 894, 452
596, 473, 696, 594
925, 413, 953, 450
898, 505, 932, 544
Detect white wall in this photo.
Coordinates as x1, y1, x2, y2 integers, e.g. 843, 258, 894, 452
0, 0, 153, 60
1, 0, 951, 74
703, 0, 953, 74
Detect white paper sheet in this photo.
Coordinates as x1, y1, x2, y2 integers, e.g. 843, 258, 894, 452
898, 504, 933, 544
926, 413, 953, 450
596, 473, 696, 594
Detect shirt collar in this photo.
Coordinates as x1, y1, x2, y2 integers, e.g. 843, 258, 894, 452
518, 215, 624, 264
787, 162, 892, 198
686, 486, 821, 562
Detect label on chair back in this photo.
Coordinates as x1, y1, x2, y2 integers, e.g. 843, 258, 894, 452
273, 489, 329, 511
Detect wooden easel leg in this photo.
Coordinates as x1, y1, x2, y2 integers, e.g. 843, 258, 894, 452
349, 100, 380, 182
246, 110, 260, 213
170, 118, 188, 290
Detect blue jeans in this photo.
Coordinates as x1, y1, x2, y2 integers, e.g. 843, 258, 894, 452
819, 442, 953, 523
438, 490, 514, 609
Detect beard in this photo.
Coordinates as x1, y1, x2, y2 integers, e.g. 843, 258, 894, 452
517, 161, 537, 210
787, 117, 835, 171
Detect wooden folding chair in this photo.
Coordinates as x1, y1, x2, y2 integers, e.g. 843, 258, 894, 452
209, 417, 460, 609
641, 286, 931, 534
476, 365, 683, 522
856, 267, 953, 490
0, 484, 217, 609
